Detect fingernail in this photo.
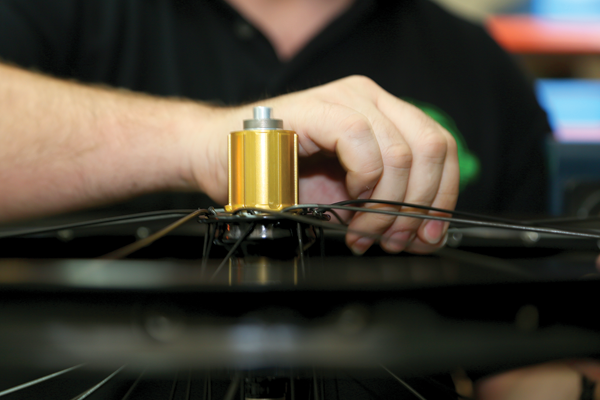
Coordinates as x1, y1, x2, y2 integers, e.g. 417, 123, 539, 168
385, 231, 414, 253
424, 220, 448, 244
351, 237, 374, 255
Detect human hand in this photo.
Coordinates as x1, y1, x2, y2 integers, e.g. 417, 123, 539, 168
475, 361, 600, 400
191, 76, 459, 255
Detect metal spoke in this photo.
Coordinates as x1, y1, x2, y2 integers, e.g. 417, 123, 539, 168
0, 210, 197, 239
290, 369, 296, 400
327, 209, 346, 225
380, 364, 427, 400
185, 369, 192, 400
201, 223, 216, 274
121, 368, 146, 400
279, 203, 600, 240
0, 363, 84, 397
168, 370, 179, 400
315, 204, 600, 240
297, 223, 306, 279
210, 223, 255, 282
204, 370, 211, 400
100, 210, 204, 259
223, 373, 241, 400
71, 365, 126, 400
313, 368, 320, 400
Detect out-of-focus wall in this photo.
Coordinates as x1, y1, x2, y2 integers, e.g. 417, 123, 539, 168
435, 0, 600, 216
432, 0, 526, 21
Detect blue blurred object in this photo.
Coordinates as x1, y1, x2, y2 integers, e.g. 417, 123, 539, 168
539, 79, 600, 215
531, 0, 600, 17
536, 79, 600, 142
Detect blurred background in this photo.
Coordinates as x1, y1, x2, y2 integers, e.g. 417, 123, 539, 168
434, 0, 600, 216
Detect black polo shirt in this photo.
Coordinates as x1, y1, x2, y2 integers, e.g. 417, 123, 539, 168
0, 0, 551, 215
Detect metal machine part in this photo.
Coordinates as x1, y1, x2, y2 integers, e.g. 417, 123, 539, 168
243, 107, 284, 130
226, 107, 298, 212
205, 213, 320, 261
3, 107, 600, 399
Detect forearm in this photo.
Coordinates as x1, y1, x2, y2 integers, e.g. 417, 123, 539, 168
0, 63, 216, 222
0, 72, 458, 255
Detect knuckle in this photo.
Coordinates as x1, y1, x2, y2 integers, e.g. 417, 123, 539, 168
341, 112, 372, 137
445, 134, 458, 154
414, 132, 448, 161
344, 75, 378, 91
383, 142, 413, 169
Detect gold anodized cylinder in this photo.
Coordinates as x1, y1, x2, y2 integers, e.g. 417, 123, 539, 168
226, 129, 298, 212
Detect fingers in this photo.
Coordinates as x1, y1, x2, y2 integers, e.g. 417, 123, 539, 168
331, 79, 458, 254
476, 363, 581, 400
283, 102, 385, 203
374, 89, 458, 252
569, 359, 600, 382
270, 76, 459, 254
342, 107, 414, 254
475, 361, 600, 400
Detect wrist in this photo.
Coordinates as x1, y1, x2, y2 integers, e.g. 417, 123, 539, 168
170, 102, 241, 204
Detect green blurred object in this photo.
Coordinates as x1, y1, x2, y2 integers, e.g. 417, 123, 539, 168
408, 99, 481, 191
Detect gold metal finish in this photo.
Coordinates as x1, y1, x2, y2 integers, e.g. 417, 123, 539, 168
226, 129, 298, 212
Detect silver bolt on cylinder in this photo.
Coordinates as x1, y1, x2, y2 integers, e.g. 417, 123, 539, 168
244, 106, 283, 130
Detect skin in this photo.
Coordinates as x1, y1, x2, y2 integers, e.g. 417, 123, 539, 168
0, 64, 456, 255
225, 0, 356, 61
0, 0, 595, 397
224, 2, 600, 396
476, 361, 600, 400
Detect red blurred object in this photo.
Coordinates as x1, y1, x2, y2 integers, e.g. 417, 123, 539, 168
486, 15, 600, 54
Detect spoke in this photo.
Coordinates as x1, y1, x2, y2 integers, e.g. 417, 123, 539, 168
204, 370, 212, 400
280, 204, 600, 240
185, 369, 192, 400
322, 205, 600, 240
327, 209, 346, 225
168, 370, 179, 400
0, 210, 197, 239
100, 210, 204, 259
201, 223, 216, 273
121, 368, 146, 400
313, 368, 320, 400
380, 364, 427, 400
0, 364, 84, 397
223, 373, 241, 400
71, 365, 126, 400
297, 223, 306, 279
210, 223, 255, 282
290, 369, 296, 400
526, 215, 600, 226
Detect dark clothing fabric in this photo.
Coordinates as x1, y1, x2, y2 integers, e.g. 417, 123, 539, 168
0, 0, 551, 215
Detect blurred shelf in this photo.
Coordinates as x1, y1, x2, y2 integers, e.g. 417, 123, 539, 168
486, 15, 600, 54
